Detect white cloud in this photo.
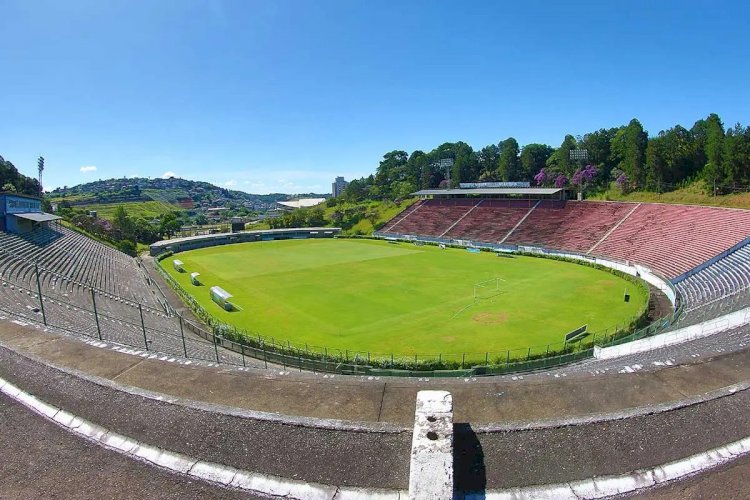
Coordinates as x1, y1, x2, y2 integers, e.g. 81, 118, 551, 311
161, 171, 177, 179
79, 165, 97, 173
224, 179, 237, 187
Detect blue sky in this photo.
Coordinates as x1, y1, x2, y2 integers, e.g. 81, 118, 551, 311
1, 0, 749, 194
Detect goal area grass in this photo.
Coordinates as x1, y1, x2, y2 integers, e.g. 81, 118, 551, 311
164, 238, 649, 357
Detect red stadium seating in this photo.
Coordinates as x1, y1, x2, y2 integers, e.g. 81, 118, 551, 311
505, 201, 634, 252
592, 204, 750, 278
380, 199, 750, 279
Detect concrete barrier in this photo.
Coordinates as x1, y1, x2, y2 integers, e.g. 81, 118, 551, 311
595, 305, 750, 360
409, 390, 453, 500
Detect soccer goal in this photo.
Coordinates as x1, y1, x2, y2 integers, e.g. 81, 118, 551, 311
473, 277, 505, 300
452, 277, 506, 319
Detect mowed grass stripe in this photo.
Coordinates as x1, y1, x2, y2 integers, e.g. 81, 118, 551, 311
165, 239, 648, 356
184, 239, 422, 280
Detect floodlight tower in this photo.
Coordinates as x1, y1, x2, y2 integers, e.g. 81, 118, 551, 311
569, 149, 588, 200
37, 156, 45, 196
439, 158, 454, 188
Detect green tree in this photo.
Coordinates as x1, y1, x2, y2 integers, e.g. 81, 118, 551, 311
519, 144, 554, 181
159, 212, 182, 238
118, 239, 137, 257
611, 119, 648, 187
476, 145, 500, 181
702, 113, 725, 194
497, 138, 521, 181
547, 135, 577, 175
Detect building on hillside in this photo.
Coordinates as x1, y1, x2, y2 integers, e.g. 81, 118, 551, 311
0, 192, 61, 234
332, 176, 348, 197
177, 197, 195, 209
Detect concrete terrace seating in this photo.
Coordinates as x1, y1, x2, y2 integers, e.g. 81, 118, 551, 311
676, 244, 750, 308
0, 226, 157, 308
505, 201, 634, 252
444, 199, 533, 242
381, 199, 750, 280
0, 229, 219, 361
382, 199, 425, 232
593, 204, 750, 279
388, 199, 479, 237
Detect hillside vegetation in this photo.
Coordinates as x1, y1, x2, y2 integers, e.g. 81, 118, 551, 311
591, 180, 750, 210
253, 198, 418, 236
78, 200, 177, 221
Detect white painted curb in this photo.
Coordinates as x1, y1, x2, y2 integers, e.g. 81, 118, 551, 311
595, 305, 750, 360
0, 375, 406, 499
2, 375, 749, 499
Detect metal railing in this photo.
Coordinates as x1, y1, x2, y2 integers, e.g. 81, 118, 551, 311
0, 247, 695, 377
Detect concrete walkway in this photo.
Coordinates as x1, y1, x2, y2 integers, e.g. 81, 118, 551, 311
1, 315, 750, 494
2, 318, 750, 427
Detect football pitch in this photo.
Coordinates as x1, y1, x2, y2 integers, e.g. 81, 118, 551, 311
164, 238, 649, 357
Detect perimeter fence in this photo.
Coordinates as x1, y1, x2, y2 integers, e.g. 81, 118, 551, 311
149, 247, 687, 376
0, 246, 693, 377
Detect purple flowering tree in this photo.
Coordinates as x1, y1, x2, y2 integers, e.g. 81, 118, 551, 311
534, 168, 547, 186
571, 164, 598, 192
554, 173, 568, 188
616, 173, 629, 193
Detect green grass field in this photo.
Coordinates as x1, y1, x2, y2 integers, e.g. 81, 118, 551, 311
79, 200, 177, 221
164, 239, 648, 357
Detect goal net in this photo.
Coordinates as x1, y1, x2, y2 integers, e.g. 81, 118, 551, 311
473, 277, 504, 300
452, 277, 505, 319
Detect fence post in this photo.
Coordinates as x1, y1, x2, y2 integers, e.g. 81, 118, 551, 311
138, 304, 148, 350
485, 352, 488, 366
34, 264, 47, 326
262, 342, 268, 369
178, 315, 188, 358
213, 332, 220, 363
461, 353, 465, 369
91, 288, 102, 341
240, 344, 246, 367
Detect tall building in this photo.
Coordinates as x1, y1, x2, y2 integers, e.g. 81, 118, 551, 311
332, 176, 349, 197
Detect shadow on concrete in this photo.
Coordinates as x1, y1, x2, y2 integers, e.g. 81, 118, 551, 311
454, 423, 486, 498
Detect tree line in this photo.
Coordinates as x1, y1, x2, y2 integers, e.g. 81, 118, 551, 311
339, 113, 750, 201
0, 155, 42, 196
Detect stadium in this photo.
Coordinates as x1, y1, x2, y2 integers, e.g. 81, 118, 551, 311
2, 186, 750, 497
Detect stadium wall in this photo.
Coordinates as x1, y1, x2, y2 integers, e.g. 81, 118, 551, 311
594, 304, 750, 359
149, 227, 341, 256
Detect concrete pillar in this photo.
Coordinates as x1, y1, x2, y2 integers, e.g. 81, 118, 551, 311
409, 390, 453, 500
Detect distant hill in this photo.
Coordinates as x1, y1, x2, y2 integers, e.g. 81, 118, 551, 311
48, 176, 328, 213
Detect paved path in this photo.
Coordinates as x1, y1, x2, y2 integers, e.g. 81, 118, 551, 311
2, 317, 750, 427
2, 316, 750, 494
0, 392, 255, 500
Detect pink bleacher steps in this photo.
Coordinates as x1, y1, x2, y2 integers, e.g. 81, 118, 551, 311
388, 199, 477, 237
504, 201, 635, 252
592, 204, 750, 279
380, 199, 750, 280
382, 199, 425, 232
444, 199, 534, 242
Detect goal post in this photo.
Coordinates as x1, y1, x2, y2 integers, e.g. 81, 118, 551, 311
473, 277, 504, 300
